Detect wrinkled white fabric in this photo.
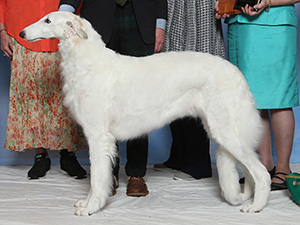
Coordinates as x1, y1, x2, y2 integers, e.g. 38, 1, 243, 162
0, 164, 299, 225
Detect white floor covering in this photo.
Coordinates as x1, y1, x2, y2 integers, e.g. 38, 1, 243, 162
0, 164, 299, 225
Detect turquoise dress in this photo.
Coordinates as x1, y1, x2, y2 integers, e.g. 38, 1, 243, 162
226, 6, 299, 109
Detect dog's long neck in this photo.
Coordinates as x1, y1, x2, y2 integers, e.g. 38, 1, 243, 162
57, 16, 125, 85
58, 23, 111, 71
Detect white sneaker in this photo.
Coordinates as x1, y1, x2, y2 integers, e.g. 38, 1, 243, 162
173, 171, 195, 181
153, 163, 174, 172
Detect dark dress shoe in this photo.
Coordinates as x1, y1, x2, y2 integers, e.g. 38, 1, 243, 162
60, 150, 87, 179
126, 176, 149, 197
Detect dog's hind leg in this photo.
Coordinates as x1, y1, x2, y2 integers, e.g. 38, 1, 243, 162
237, 152, 271, 213
217, 144, 270, 212
216, 146, 243, 205
240, 166, 255, 202
222, 143, 270, 212
75, 132, 117, 216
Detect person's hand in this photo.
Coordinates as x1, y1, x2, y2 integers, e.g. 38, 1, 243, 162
155, 28, 165, 53
241, 0, 269, 16
0, 30, 13, 58
215, 1, 230, 19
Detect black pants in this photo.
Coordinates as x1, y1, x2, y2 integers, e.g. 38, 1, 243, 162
164, 117, 212, 179
109, 2, 154, 177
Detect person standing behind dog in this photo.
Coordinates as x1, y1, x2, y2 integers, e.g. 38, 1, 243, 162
59, 0, 167, 196
216, 0, 299, 190
0, 0, 87, 180
154, 0, 226, 180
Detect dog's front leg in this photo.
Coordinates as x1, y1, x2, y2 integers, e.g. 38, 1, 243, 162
75, 132, 116, 216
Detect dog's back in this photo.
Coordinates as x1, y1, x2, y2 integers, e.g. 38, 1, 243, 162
97, 51, 259, 143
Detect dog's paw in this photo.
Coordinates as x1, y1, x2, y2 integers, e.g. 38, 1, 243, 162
75, 199, 88, 208
75, 207, 96, 216
74, 196, 105, 216
240, 204, 261, 213
74, 202, 102, 216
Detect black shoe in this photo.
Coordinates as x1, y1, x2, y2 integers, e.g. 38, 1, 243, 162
239, 166, 276, 184
271, 172, 289, 191
27, 153, 51, 179
60, 150, 87, 179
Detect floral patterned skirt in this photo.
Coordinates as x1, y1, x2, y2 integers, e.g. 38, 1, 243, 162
4, 39, 86, 152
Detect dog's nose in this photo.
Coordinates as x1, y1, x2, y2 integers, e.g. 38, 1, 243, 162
19, 31, 25, 39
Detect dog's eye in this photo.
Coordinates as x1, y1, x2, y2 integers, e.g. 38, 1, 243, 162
45, 18, 51, 24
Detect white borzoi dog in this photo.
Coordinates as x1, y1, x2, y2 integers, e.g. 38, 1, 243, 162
20, 12, 271, 216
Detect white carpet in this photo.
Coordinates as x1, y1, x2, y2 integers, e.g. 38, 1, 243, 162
0, 164, 299, 225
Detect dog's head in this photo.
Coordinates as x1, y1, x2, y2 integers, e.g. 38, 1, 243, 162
20, 11, 88, 42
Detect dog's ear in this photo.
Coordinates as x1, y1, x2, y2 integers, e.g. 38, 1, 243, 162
65, 20, 88, 39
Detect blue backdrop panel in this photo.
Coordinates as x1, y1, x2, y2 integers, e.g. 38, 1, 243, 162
1, 6, 300, 165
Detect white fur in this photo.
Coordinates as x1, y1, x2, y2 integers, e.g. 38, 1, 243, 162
21, 12, 271, 216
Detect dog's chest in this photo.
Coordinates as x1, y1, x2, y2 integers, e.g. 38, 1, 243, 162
62, 73, 86, 107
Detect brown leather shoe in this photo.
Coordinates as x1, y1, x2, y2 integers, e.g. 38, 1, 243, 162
111, 175, 119, 196
126, 176, 149, 197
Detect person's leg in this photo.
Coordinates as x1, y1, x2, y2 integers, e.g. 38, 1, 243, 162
125, 137, 148, 178
179, 118, 212, 179
162, 119, 185, 170
270, 108, 294, 186
125, 137, 149, 196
